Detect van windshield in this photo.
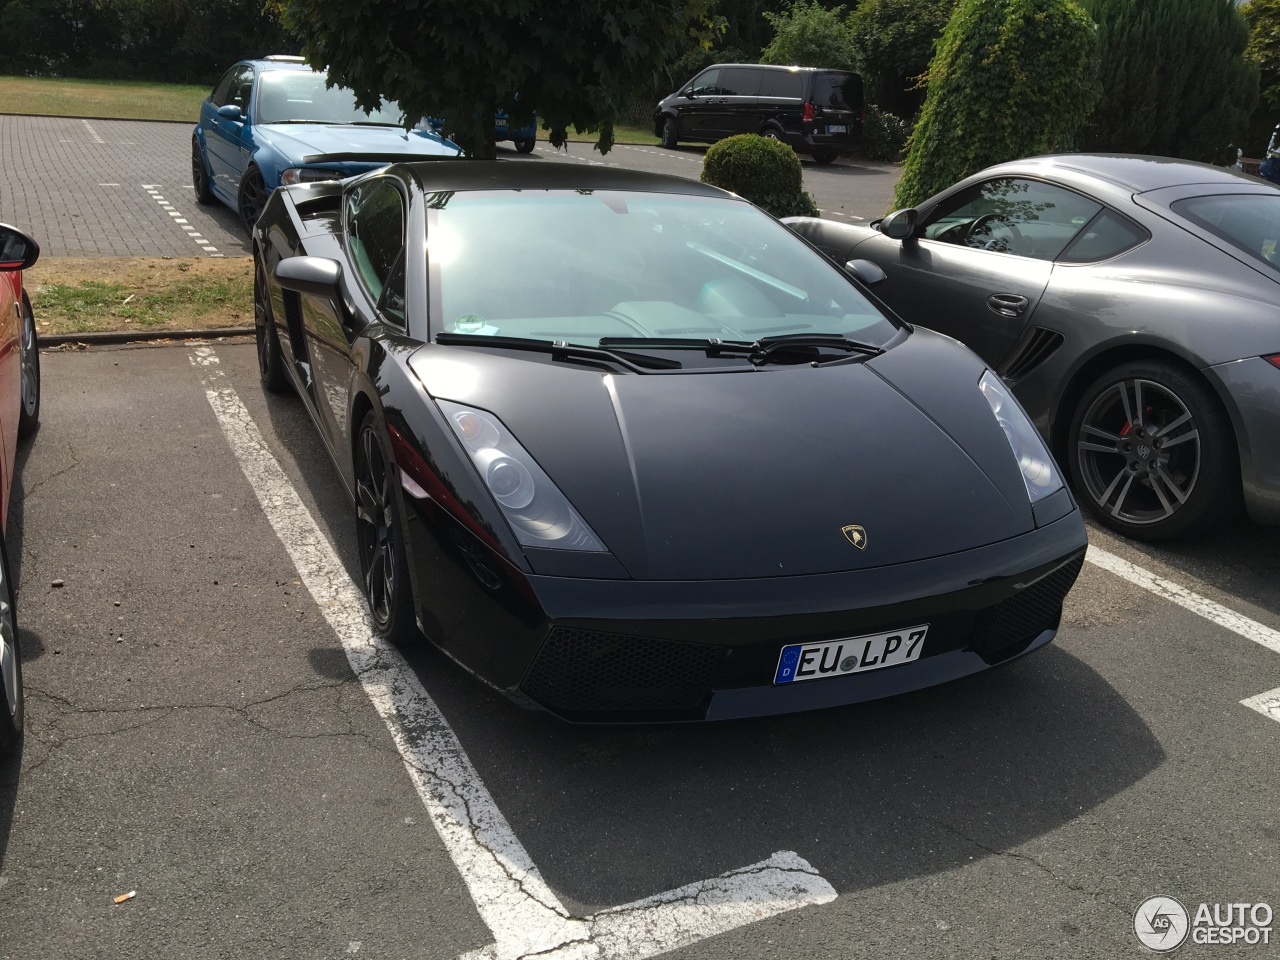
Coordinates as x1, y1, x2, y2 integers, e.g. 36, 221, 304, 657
812, 74, 859, 109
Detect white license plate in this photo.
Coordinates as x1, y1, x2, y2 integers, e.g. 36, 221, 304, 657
827, 124, 847, 134
774, 625, 928, 684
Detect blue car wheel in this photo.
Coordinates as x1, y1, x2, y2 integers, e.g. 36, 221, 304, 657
192, 137, 215, 206
238, 166, 270, 234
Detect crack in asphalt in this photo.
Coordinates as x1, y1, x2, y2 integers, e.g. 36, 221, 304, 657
16, 442, 82, 502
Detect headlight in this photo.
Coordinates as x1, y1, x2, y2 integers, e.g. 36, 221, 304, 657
437, 400, 608, 551
978, 370, 1062, 502
280, 167, 338, 186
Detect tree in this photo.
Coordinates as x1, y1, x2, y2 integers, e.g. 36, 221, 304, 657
759, 0, 856, 71
278, 0, 717, 159
1248, 0, 1280, 112
892, 0, 1100, 210
848, 0, 958, 116
1078, 0, 1257, 162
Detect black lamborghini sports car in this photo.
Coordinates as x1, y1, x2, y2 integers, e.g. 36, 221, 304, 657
252, 162, 1088, 722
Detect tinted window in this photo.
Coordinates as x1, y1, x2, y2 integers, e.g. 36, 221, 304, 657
688, 69, 720, 97
1058, 209, 1148, 263
758, 70, 804, 99
924, 178, 1102, 260
256, 70, 403, 125
346, 180, 405, 304
210, 67, 238, 107
427, 191, 897, 347
228, 66, 254, 112
720, 67, 762, 97
1171, 194, 1280, 272
380, 254, 407, 326
811, 73, 860, 108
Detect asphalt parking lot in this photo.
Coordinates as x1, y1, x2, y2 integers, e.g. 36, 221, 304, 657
1, 113, 1279, 959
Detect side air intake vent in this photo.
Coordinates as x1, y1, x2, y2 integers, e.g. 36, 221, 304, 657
1001, 327, 1064, 383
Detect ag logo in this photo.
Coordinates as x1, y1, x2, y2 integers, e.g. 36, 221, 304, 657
1134, 896, 1189, 952
841, 524, 867, 550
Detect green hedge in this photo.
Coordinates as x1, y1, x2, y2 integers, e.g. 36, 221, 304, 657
700, 135, 820, 218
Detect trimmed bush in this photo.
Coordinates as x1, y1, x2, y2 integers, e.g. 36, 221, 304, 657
701, 135, 820, 218
893, 0, 1100, 210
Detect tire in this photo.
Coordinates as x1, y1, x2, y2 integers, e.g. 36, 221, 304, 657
760, 126, 783, 142
192, 136, 215, 205
254, 253, 289, 394
237, 166, 269, 235
0, 533, 24, 760
17, 291, 40, 440
355, 411, 417, 645
661, 116, 680, 149
514, 138, 535, 154
1067, 360, 1240, 540
811, 147, 838, 165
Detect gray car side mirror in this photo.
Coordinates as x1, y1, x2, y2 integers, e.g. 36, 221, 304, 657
844, 259, 887, 286
880, 208, 918, 241
275, 257, 342, 299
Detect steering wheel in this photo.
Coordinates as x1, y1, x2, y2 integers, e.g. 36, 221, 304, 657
963, 213, 1025, 254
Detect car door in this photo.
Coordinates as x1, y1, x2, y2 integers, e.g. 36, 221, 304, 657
717, 66, 763, 136
853, 177, 1103, 367
679, 68, 726, 140
204, 64, 255, 196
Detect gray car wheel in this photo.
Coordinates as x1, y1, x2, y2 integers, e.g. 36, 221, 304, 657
17, 291, 40, 439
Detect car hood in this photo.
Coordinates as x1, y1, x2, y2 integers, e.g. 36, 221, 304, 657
255, 123, 461, 162
415, 332, 1037, 580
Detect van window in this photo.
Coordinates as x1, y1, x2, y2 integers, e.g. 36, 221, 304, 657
812, 73, 859, 108
758, 70, 804, 100
720, 67, 762, 97
688, 69, 721, 97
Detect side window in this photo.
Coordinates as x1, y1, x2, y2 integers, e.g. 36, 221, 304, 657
209, 67, 237, 107
228, 65, 255, 112
922, 178, 1102, 261
379, 254, 407, 326
1058, 209, 1148, 263
346, 179, 406, 311
758, 70, 804, 99
688, 69, 721, 97
720, 67, 762, 97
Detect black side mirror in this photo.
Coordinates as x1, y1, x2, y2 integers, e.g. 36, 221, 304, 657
880, 208, 918, 241
275, 256, 342, 298
844, 259, 886, 286
683, 88, 696, 99
0, 224, 40, 271
217, 104, 243, 121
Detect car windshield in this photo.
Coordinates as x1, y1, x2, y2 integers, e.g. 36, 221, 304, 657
1171, 193, 1280, 272
256, 70, 403, 126
426, 190, 897, 346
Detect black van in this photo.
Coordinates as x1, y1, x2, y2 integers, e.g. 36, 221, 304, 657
654, 64, 863, 164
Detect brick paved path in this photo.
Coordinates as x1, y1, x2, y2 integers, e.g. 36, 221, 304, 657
0, 116, 249, 257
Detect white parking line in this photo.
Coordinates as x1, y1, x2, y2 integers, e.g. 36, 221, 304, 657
188, 347, 836, 960
142, 185, 223, 257
1086, 546, 1280, 725
81, 119, 104, 144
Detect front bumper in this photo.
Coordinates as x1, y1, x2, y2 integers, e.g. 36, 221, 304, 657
403, 492, 1087, 722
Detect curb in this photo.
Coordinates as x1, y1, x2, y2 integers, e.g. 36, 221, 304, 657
42, 327, 253, 347
0, 111, 194, 126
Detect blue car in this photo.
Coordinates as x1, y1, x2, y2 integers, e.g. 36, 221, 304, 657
418, 107, 537, 153
192, 56, 462, 232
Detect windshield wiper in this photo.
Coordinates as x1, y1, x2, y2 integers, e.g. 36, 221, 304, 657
599, 333, 884, 365
347, 121, 405, 127
435, 333, 682, 371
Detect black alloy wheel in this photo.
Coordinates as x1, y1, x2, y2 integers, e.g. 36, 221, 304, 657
661, 116, 680, 149
514, 138, 535, 154
1068, 360, 1238, 540
355, 411, 416, 644
0, 534, 24, 759
253, 255, 288, 393
192, 137, 214, 205
238, 166, 269, 235
17, 291, 40, 439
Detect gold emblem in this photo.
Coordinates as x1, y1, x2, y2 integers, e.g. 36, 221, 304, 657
841, 524, 867, 550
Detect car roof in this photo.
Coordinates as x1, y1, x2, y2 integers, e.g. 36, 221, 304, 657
240, 58, 314, 73
994, 154, 1262, 194
398, 160, 735, 199
713, 63, 852, 74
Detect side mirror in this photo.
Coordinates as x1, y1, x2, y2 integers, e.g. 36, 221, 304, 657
844, 258, 886, 286
0, 224, 40, 271
216, 104, 243, 121
880, 208, 918, 241
275, 256, 342, 299
683, 88, 696, 99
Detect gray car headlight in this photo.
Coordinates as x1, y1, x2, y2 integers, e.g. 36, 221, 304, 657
978, 370, 1062, 502
437, 400, 608, 552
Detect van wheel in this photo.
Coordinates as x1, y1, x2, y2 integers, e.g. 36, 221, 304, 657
760, 126, 782, 142
661, 117, 680, 149
812, 148, 838, 164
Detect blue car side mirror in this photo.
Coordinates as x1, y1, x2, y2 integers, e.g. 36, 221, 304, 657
217, 104, 244, 122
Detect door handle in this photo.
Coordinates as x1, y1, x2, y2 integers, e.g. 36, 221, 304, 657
987, 293, 1029, 318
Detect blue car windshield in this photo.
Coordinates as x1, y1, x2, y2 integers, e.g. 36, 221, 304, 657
256, 70, 404, 126
426, 190, 898, 346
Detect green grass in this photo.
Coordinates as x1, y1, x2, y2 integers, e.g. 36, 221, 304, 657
0, 75, 208, 122
33, 273, 252, 334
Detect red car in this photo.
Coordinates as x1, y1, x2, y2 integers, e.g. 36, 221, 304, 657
0, 223, 42, 758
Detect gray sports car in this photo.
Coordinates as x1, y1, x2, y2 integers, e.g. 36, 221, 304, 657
787, 155, 1280, 540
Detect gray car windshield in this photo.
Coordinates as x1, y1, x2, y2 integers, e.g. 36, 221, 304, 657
1172, 194, 1280, 272
256, 70, 403, 126
426, 190, 897, 346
